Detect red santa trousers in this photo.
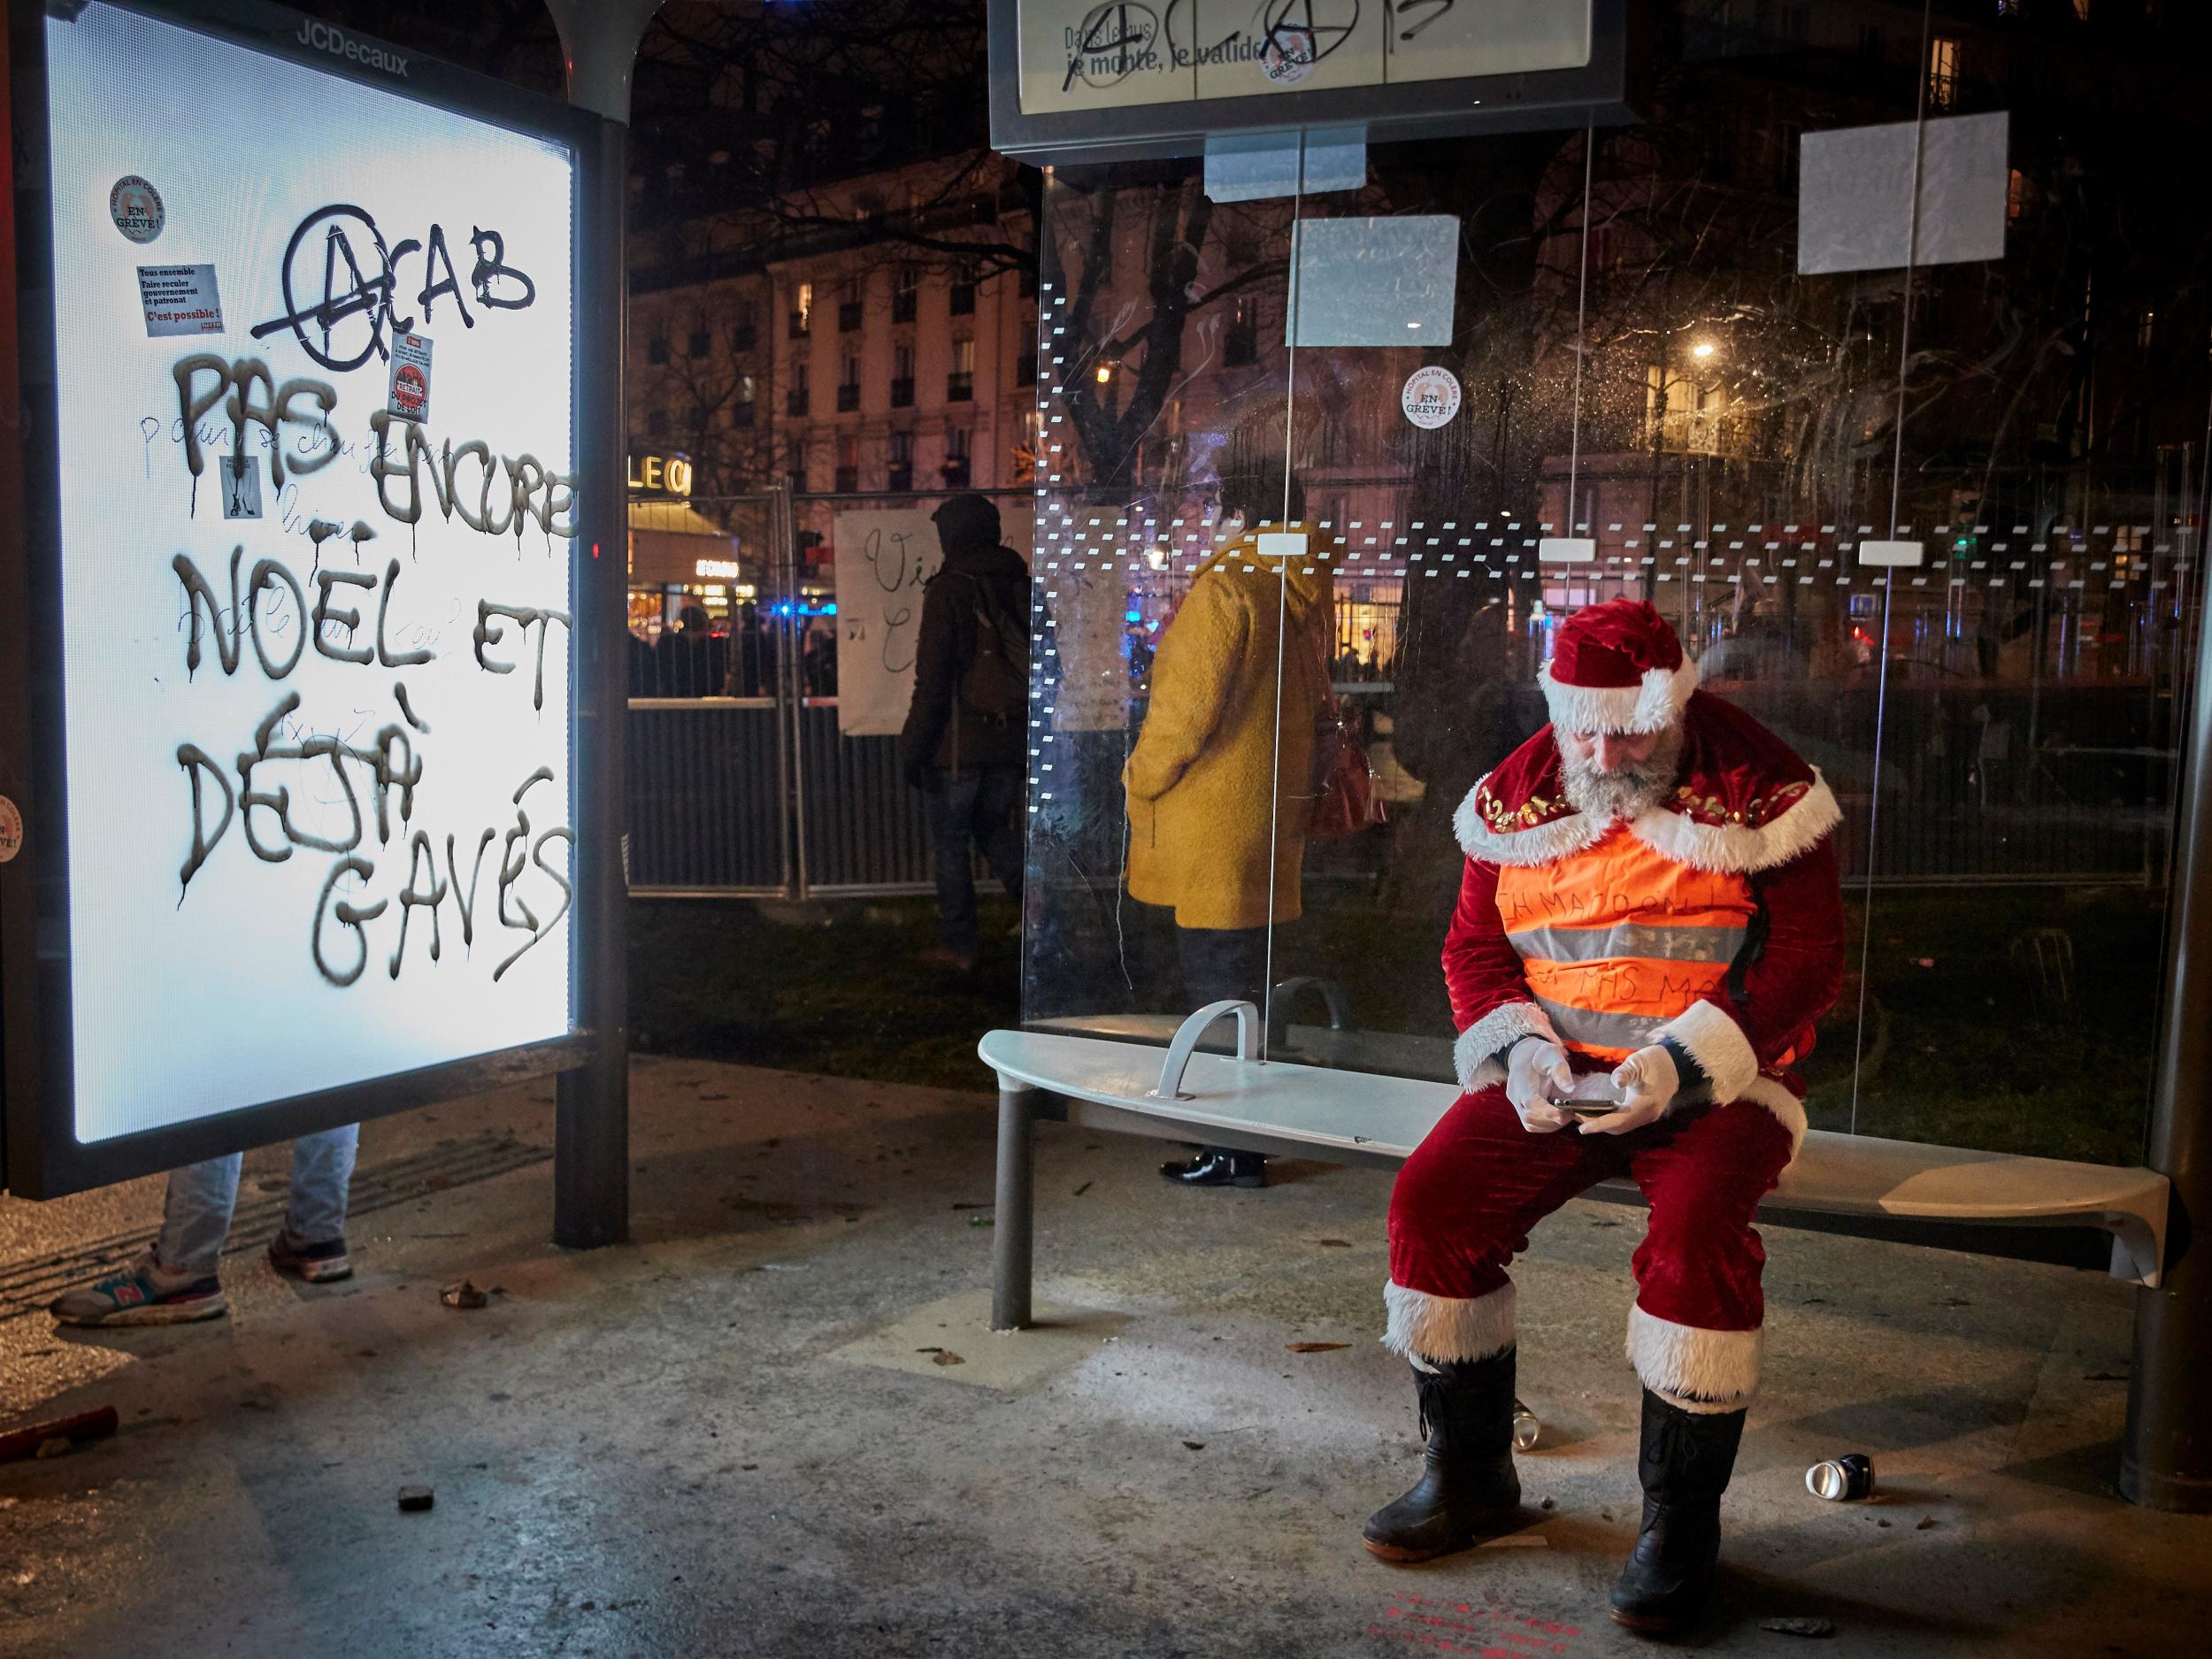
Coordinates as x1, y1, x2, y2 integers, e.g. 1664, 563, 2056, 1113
1385, 1084, 1796, 1413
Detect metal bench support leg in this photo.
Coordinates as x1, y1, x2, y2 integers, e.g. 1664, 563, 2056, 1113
991, 1080, 1039, 1332
2125, 581, 2212, 1512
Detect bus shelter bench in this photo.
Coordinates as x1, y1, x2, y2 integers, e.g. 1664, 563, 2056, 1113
977, 1004, 2170, 1333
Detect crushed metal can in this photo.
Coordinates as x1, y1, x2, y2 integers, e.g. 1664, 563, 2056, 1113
1805, 1453, 1875, 1502
1511, 1399, 1541, 1453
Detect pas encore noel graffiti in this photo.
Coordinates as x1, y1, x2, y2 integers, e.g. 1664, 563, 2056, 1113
152, 291, 576, 990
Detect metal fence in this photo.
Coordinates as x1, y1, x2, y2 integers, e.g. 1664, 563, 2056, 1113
627, 487, 2177, 897
624, 486, 1033, 898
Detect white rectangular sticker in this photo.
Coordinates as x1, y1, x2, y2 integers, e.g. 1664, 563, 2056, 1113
1857, 540, 1926, 567
1286, 215, 1458, 347
1539, 537, 1595, 564
388, 330, 434, 424
1203, 127, 1365, 203
219, 452, 262, 519
1798, 112, 2009, 276
136, 262, 223, 336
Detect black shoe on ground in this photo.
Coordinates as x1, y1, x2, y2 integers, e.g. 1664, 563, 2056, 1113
1363, 1349, 1523, 1563
1158, 1148, 1267, 1188
1609, 1387, 1747, 1634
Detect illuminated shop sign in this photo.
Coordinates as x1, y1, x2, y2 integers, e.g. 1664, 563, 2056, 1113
628, 452, 693, 499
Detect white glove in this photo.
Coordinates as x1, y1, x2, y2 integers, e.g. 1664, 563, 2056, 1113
1504, 1037, 1575, 1133
1581, 1044, 1681, 1136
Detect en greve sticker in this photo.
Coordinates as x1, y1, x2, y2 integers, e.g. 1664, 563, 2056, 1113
1402, 365, 1463, 430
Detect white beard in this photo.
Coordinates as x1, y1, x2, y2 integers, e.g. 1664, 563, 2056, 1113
1561, 724, 1685, 823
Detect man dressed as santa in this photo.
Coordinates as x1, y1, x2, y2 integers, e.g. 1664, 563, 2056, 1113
1363, 597, 1847, 1635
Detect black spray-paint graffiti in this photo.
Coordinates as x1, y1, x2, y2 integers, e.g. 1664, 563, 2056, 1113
164, 325, 572, 987
173, 355, 337, 489
173, 548, 436, 680
178, 693, 569, 987
248, 204, 537, 372
368, 410, 578, 541
474, 601, 571, 711
309, 767, 567, 987
489, 768, 572, 981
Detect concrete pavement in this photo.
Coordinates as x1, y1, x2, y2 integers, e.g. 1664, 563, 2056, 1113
0, 1056, 2204, 1656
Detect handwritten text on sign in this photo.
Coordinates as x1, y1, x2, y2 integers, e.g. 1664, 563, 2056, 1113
832, 510, 942, 736
45, 2, 578, 1143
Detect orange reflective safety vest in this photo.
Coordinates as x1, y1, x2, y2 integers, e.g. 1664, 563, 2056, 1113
1494, 823, 1755, 1064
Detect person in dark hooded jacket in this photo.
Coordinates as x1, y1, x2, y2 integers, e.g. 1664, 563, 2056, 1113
901, 493, 1029, 971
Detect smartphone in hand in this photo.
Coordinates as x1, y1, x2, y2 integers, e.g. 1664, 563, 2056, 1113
1549, 1071, 1624, 1117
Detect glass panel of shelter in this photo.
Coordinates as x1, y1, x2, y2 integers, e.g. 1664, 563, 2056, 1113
1833, 17, 2207, 1169
1025, 9, 2205, 1170
1022, 166, 1298, 1039
625, 493, 785, 701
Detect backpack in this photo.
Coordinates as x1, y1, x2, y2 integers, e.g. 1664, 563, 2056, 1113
950, 571, 1028, 722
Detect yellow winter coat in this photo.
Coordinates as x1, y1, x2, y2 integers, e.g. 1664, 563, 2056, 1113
1124, 531, 1334, 930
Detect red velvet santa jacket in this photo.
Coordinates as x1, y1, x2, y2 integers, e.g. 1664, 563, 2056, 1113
1444, 690, 1847, 1155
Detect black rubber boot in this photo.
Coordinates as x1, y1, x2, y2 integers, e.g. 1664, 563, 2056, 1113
1158, 1148, 1267, 1188
1362, 1350, 1522, 1563
1609, 1388, 1747, 1634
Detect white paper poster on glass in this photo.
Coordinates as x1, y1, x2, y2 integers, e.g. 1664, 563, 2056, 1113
1797, 112, 2009, 276
42, 4, 579, 1143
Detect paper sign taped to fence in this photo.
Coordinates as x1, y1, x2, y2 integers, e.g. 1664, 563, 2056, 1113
833, 510, 942, 736
135, 262, 222, 335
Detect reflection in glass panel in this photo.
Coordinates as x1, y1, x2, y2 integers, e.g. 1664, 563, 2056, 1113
1023, 5, 2212, 1168
1022, 166, 1302, 1045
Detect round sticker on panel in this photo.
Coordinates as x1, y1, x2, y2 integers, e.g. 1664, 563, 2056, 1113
1263, 27, 1317, 86
109, 174, 165, 243
0, 795, 22, 864
1402, 366, 1463, 430
392, 363, 429, 420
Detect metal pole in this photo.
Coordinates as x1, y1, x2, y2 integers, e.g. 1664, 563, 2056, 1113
547, 0, 661, 1249
990, 1081, 1039, 1331
2123, 568, 2212, 1509
791, 487, 814, 901
772, 482, 799, 899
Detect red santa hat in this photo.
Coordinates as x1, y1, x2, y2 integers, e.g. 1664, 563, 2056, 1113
1539, 599, 1698, 734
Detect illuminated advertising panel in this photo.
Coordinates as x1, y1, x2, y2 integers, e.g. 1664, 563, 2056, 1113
1, 1, 607, 1194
